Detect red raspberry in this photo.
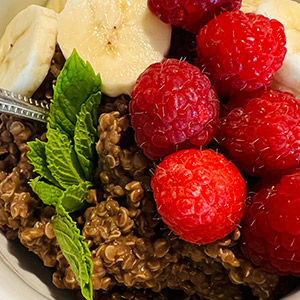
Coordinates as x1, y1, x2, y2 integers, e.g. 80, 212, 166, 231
196, 10, 287, 96
241, 171, 300, 276
220, 87, 266, 117
151, 149, 246, 244
129, 59, 219, 160
148, 0, 242, 34
217, 89, 300, 176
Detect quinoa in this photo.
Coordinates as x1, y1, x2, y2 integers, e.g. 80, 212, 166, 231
0, 44, 298, 300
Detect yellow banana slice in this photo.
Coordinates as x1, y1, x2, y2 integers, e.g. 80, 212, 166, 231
57, 0, 172, 97
0, 5, 58, 97
46, 0, 68, 13
256, 0, 300, 97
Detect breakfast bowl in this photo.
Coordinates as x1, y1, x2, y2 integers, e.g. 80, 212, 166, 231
1, 0, 300, 300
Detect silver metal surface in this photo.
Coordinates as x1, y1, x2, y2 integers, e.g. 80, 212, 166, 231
0, 89, 49, 123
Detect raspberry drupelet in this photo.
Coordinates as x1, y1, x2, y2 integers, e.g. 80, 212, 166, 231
129, 59, 219, 160
151, 149, 246, 245
148, 0, 242, 34
241, 170, 300, 276
217, 89, 300, 176
196, 10, 287, 96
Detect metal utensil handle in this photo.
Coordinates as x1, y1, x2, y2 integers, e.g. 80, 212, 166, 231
0, 89, 49, 123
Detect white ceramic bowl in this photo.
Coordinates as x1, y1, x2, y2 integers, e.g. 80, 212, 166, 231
0, 232, 75, 300
0, 1, 299, 300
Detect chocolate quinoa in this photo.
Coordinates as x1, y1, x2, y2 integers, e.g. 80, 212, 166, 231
0, 44, 298, 300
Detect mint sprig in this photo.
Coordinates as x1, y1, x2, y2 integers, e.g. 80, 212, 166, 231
27, 50, 101, 300
53, 203, 93, 300
27, 139, 60, 186
30, 177, 91, 213
74, 92, 101, 180
45, 127, 85, 188
29, 176, 63, 207
49, 49, 102, 136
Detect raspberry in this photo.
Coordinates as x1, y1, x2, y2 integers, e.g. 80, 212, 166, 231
241, 171, 300, 276
217, 89, 300, 176
151, 149, 246, 245
220, 87, 266, 117
196, 10, 287, 96
147, 0, 242, 34
129, 59, 219, 160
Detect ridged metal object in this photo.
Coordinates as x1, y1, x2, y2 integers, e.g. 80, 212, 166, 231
0, 88, 49, 123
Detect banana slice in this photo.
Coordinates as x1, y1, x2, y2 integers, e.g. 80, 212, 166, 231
241, 0, 266, 13
46, 0, 68, 13
256, 0, 300, 97
0, 5, 57, 98
57, 0, 172, 97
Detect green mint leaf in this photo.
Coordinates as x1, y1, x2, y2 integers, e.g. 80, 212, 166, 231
53, 204, 93, 300
46, 127, 84, 188
74, 92, 101, 180
27, 139, 60, 186
49, 49, 102, 136
29, 176, 63, 207
29, 177, 90, 213
60, 182, 91, 213
27, 52, 99, 299
85, 91, 101, 128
